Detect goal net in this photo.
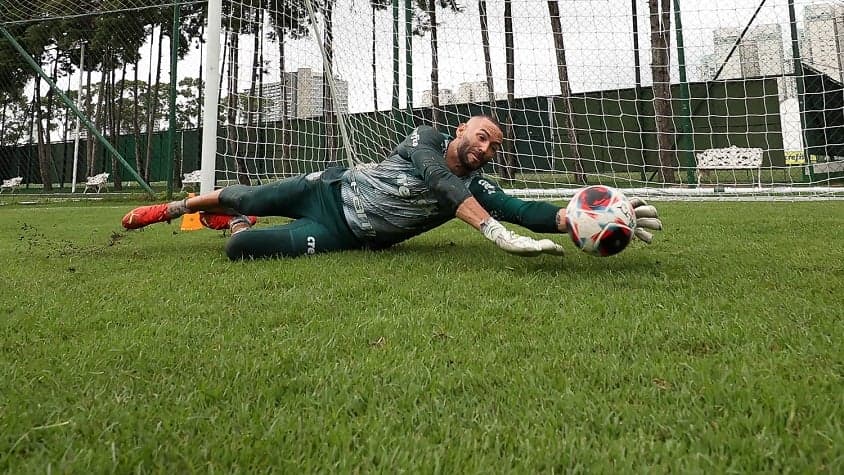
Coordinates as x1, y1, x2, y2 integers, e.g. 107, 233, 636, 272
205, 0, 844, 200
1, 0, 843, 199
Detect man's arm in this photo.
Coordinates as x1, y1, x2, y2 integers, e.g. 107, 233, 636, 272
470, 176, 662, 244
469, 176, 566, 233
403, 129, 562, 256
409, 146, 474, 214
411, 153, 561, 256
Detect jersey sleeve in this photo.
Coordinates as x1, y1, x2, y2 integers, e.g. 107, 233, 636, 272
468, 175, 562, 233
400, 126, 472, 212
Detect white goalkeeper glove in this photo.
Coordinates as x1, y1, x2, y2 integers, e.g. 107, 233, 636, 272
629, 197, 663, 244
480, 217, 565, 257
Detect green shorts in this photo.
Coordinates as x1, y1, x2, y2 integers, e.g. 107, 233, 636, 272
219, 174, 362, 259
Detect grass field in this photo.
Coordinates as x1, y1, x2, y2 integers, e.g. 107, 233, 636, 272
0, 200, 842, 472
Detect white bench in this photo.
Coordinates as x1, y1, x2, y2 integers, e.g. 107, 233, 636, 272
180, 170, 202, 192
83, 172, 110, 193
0, 176, 23, 194
696, 146, 763, 188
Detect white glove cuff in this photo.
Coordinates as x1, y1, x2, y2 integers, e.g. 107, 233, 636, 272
480, 217, 504, 242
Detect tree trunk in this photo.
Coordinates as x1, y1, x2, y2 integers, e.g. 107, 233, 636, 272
500, 0, 516, 181
44, 54, 64, 187
324, 1, 336, 163
84, 69, 93, 176
278, 29, 292, 176
198, 21, 204, 124
227, 32, 250, 185
44, 52, 58, 188
247, 8, 262, 178
1, 102, 7, 145
117, 64, 127, 135
391, 0, 399, 110
548, 0, 586, 184
478, 0, 496, 113
429, 0, 440, 129
133, 64, 143, 179
145, 27, 165, 182
34, 81, 53, 190
60, 85, 71, 187
372, 5, 379, 111
112, 62, 126, 190
90, 71, 107, 176
648, 0, 676, 183
28, 97, 36, 183
258, 8, 265, 129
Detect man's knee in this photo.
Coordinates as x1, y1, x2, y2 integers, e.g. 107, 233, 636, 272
225, 230, 258, 260
224, 227, 307, 260
218, 184, 252, 213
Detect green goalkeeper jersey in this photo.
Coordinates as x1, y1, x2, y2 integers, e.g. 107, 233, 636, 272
338, 125, 560, 247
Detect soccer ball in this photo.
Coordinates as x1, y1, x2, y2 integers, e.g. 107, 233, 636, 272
565, 185, 636, 257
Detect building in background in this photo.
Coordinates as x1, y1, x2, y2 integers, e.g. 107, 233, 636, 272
700, 23, 795, 100
418, 88, 455, 108
454, 81, 507, 104
260, 68, 349, 121
419, 81, 506, 107
703, 24, 786, 77
802, 3, 844, 82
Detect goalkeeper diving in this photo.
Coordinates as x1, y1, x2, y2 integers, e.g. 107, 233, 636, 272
122, 115, 662, 259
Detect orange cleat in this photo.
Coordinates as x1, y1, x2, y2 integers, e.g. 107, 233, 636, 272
199, 213, 257, 230
122, 203, 171, 230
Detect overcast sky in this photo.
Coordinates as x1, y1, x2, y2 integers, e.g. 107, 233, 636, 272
249, 0, 842, 111
34, 0, 844, 115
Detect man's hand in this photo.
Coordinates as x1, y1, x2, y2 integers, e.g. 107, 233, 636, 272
481, 218, 564, 257
629, 197, 663, 244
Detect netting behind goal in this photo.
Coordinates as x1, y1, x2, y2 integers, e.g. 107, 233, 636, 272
208, 0, 844, 200
2, 1, 843, 199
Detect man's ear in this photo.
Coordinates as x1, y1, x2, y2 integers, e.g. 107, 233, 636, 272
455, 123, 467, 137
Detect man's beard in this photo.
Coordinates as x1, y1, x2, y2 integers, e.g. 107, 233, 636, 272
457, 141, 477, 171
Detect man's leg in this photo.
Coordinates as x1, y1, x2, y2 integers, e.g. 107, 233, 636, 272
122, 188, 238, 230
224, 217, 360, 260
122, 178, 303, 230
223, 177, 361, 259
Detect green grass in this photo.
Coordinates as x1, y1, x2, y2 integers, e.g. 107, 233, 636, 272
0, 201, 842, 473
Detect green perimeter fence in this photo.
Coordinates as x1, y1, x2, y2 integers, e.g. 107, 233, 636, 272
2, 76, 843, 190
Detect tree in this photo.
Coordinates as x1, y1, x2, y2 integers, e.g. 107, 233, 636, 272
415, 0, 463, 129
144, 26, 165, 181
478, 0, 515, 179
547, 1, 585, 184
34, 78, 53, 189
477, 0, 495, 112
323, 0, 337, 163
55, 11, 149, 181
370, 0, 391, 111
501, 0, 515, 180
19, 20, 57, 189
177, 77, 203, 128
648, 0, 676, 183
222, 2, 250, 184
0, 92, 29, 146
266, 0, 316, 176
0, 24, 32, 98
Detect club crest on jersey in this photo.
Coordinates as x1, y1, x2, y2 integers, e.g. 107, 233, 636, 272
477, 179, 496, 195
